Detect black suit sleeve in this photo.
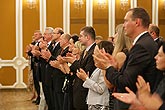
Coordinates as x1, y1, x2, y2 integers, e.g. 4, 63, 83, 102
106, 44, 152, 92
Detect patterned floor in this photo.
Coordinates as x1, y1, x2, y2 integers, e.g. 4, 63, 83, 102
0, 89, 38, 110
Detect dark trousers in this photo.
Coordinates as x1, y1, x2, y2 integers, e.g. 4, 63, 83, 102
53, 91, 64, 110
63, 92, 73, 110
42, 83, 54, 110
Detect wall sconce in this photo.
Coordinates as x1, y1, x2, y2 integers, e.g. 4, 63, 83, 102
120, 0, 128, 10
27, 0, 36, 9
98, 0, 106, 9
74, 0, 84, 9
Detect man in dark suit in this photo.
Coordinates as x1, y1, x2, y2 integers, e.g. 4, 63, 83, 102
49, 33, 71, 110
64, 26, 97, 110
25, 30, 42, 105
37, 27, 56, 110
148, 24, 163, 48
39, 27, 64, 110
93, 8, 163, 109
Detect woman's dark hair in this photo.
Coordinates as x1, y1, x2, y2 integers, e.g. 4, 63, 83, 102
97, 40, 114, 55
71, 34, 79, 43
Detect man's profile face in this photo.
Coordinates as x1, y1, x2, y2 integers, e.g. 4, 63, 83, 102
123, 11, 136, 38
79, 31, 87, 46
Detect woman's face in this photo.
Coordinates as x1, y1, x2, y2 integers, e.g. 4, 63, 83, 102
68, 39, 75, 52
155, 46, 165, 71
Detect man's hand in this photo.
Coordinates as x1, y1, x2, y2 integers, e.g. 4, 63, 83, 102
41, 49, 51, 60
63, 53, 77, 64
93, 45, 116, 69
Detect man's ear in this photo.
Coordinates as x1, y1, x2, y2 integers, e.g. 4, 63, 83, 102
86, 34, 90, 40
135, 18, 141, 27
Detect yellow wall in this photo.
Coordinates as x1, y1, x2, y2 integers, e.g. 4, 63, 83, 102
70, 0, 86, 35
158, 0, 165, 38
47, 0, 63, 28
0, 0, 16, 60
93, 0, 108, 39
0, 0, 16, 85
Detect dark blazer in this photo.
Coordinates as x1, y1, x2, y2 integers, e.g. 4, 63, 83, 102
44, 42, 61, 87
52, 46, 70, 92
155, 37, 163, 48
38, 41, 55, 84
70, 43, 97, 109
106, 32, 163, 109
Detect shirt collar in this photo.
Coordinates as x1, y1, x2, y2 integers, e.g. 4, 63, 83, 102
85, 42, 95, 51
154, 37, 159, 41
133, 31, 148, 45
47, 41, 51, 47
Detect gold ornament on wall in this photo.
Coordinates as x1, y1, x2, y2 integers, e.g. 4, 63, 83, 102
98, 0, 106, 9
26, 0, 36, 9
120, 0, 128, 10
74, 0, 84, 9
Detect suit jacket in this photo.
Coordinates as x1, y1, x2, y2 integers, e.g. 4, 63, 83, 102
27, 41, 39, 70
155, 37, 163, 48
70, 43, 97, 109
38, 41, 55, 84
106, 32, 163, 109
44, 42, 61, 87
52, 46, 70, 92
83, 68, 109, 106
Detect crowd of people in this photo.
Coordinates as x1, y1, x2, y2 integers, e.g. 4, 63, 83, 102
25, 7, 164, 110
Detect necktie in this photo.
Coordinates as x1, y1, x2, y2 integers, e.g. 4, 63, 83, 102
83, 50, 87, 58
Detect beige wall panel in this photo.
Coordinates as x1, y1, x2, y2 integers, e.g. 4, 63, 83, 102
115, 0, 130, 26
158, 0, 165, 38
93, 0, 108, 39
70, 0, 86, 34
0, 67, 16, 85
23, 0, 40, 57
0, 0, 16, 60
47, 0, 63, 28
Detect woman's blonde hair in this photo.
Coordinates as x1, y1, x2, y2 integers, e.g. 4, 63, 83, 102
112, 24, 132, 56
74, 41, 86, 54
